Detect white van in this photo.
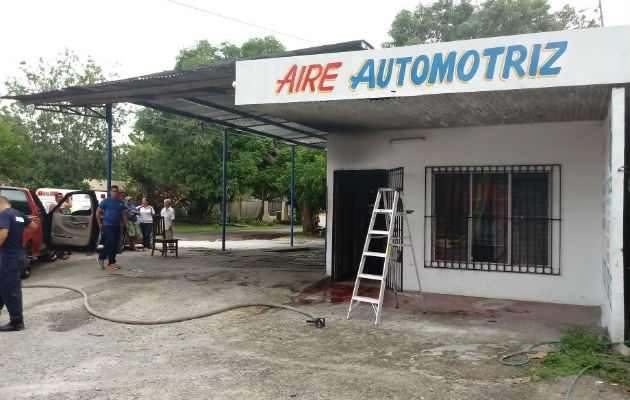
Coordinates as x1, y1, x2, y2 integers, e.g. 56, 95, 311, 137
37, 188, 107, 213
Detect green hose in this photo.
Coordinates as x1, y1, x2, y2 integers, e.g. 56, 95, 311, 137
501, 340, 630, 400
23, 283, 323, 326
499, 340, 563, 366
565, 361, 630, 400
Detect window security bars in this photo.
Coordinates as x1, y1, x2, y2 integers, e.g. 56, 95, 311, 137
386, 167, 404, 292
424, 165, 561, 275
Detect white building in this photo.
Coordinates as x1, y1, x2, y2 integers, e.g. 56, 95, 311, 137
8, 25, 628, 342
236, 26, 630, 341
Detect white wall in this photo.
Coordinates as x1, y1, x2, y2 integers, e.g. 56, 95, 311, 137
326, 121, 605, 306
601, 88, 626, 341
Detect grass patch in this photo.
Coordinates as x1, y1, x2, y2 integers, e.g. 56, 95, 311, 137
174, 222, 286, 234
527, 328, 630, 385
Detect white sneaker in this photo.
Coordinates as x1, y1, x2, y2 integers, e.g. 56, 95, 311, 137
97, 258, 105, 269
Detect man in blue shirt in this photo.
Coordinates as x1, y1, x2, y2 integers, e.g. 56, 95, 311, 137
0, 195, 38, 332
96, 185, 128, 270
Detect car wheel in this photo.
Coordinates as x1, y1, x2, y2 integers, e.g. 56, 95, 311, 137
38, 249, 59, 262
21, 243, 33, 279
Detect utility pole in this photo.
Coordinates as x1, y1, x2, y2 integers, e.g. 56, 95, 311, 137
598, 0, 604, 27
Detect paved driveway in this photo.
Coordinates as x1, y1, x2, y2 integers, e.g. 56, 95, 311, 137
1, 247, 626, 399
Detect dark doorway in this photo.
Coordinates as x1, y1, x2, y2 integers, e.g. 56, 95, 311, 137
332, 168, 404, 285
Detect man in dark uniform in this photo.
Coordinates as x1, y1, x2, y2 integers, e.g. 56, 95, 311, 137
0, 195, 38, 332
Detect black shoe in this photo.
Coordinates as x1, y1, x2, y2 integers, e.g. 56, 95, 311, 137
0, 320, 25, 332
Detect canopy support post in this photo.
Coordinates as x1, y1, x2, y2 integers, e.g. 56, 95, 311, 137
105, 104, 113, 194
290, 146, 295, 247
222, 129, 228, 251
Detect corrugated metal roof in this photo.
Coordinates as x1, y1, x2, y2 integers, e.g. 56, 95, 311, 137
3, 38, 623, 147
2, 40, 373, 149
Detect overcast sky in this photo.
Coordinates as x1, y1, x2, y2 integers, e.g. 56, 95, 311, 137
0, 0, 627, 92
0, 0, 626, 144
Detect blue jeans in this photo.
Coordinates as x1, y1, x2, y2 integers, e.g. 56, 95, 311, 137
0, 256, 25, 322
99, 225, 120, 264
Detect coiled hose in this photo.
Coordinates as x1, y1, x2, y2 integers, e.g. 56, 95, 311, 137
500, 340, 630, 400
23, 284, 325, 327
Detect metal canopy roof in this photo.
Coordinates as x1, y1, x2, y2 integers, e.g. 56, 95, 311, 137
3, 40, 373, 149
4, 37, 627, 148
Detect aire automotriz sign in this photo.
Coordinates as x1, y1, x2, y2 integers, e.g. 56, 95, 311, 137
235, 26, 630, 105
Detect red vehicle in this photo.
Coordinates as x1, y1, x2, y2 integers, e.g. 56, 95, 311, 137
0, 187, 100, 279
0, 186, 60, 278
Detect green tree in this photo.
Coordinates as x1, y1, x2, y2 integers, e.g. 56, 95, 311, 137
385, 0, 598, 47
130, 36, 288, 222
273, 147, 327, 233
3, 50, 127, 189
131, 108, 274, 222
241, 36, 285, 58
175, 36, 285, 69
0, 116, 31, 183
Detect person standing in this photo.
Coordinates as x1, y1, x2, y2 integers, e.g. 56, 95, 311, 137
96, 186, 128, 270
138, 198, 154, 251
124, 196, 140, 251
161, 199, 175, 240
59, 194, 74, 260
48, 192, 64, 213
0, 196, 38, 332
61, 194, 73, 215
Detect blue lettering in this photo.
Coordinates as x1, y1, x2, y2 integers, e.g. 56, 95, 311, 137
428, 51, 457, 85
394, 57, 413, 87
501, 45, 527, 80
528, 43, 542, 78
456, 50, 480, 83
539, 41, 567, 77
376, 58, 394, 89
410, 55, 430, 86
482, 47, 505, 80
349, 59, 375, 90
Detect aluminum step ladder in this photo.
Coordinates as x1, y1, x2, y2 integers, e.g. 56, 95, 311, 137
346, 188, 425, 324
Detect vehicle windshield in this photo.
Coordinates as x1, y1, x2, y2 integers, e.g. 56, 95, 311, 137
0, 189, 32, 215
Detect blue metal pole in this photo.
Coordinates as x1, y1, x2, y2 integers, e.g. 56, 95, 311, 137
222, 129, 228, 251
105, 104, 113, 195
290, 146, 295, 247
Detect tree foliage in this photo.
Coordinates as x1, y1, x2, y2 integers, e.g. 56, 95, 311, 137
130, 36, 307, 224
175, 36, 285, 69
130, 109, 275, 221
0, 116, 30, 183
2, 50, 127, 189
272, 147, 327, 232
385, 0, 599, 47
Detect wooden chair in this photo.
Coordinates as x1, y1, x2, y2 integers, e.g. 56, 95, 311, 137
151, 215, 179, 257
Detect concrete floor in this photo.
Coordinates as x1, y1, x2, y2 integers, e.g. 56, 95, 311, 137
298, 283, 601, 326
1, 244, 627, 399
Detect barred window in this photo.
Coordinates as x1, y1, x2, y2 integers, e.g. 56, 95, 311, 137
424, 165, 561, 275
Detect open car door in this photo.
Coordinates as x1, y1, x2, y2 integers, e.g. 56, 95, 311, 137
45, 191, 99, 251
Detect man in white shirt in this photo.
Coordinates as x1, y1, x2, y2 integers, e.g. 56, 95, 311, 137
161, 199, 175, 240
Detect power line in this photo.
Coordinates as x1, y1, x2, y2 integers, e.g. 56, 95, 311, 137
165, 0, 315, 44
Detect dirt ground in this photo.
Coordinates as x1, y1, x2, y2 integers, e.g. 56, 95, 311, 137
0, 243, 627, 400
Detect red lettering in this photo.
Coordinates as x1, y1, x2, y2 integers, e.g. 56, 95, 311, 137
318, 62, 342, 92
276, 62, 342, 95
294, 65, 307, 93
300, 64, 324, 92
276, 64, 298, 94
